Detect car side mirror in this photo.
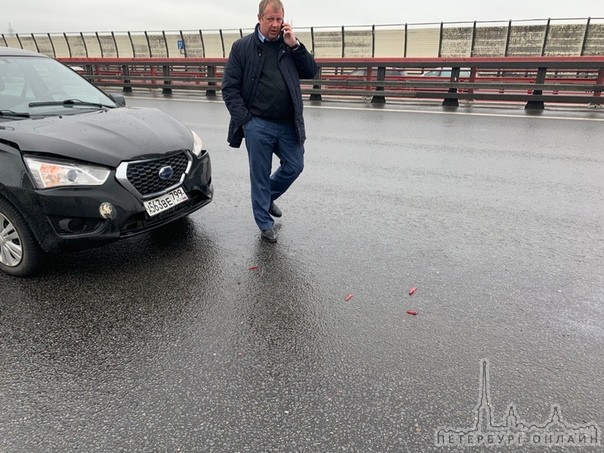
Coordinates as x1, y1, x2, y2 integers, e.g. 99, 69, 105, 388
106, 93, 126, 107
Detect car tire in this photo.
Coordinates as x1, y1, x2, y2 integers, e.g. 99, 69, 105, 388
0, 197, 44, 277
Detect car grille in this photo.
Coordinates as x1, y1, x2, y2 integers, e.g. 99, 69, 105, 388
124, 152, 190, 197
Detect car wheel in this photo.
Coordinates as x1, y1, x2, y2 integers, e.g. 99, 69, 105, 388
0, 197, 44, 277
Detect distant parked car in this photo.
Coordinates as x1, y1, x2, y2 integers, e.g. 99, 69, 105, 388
324, 67, 409, 92
64, 64, 85, 72
422, 68, 472, 78
0, 47, 213, 276
348, 67, 408, 78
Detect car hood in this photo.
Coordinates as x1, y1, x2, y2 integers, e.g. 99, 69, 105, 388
0, 107, 194, 167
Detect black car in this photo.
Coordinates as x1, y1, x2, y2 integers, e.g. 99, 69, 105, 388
0, 47, 213, 276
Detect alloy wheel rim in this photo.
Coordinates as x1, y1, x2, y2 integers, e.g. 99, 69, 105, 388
0, 213, 23, 267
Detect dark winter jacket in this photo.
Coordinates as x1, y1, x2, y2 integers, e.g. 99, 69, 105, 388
222, 24, 318, 148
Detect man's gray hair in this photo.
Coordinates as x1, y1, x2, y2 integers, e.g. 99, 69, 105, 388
258, 0, 284, 16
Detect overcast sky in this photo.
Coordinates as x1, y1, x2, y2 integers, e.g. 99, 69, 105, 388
3, 0, 602, 34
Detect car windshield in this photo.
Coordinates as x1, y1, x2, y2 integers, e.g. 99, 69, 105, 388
0, 55, 116, 116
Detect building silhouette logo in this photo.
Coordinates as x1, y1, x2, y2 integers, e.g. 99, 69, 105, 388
435, 360, 600, 448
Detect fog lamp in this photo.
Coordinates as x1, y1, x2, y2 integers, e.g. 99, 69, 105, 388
99, 202, 116, 219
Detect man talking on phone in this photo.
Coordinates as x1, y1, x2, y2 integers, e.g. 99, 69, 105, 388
222, 0, 318, 243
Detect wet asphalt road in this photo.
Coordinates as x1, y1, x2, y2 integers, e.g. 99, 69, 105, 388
1, 96, 603, 452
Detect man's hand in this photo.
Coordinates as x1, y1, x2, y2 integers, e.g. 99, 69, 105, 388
281, 22, 298, 48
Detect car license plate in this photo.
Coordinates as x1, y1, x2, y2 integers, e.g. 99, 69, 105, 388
143, 187, 188, 217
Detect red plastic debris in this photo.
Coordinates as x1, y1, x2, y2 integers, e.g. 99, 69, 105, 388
406, 310, 418, 316
344, 294, 354, 301
408, 287, 417, 296
248, 265, 259, 271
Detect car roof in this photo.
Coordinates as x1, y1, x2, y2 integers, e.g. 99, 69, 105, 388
0, 46, 49, 57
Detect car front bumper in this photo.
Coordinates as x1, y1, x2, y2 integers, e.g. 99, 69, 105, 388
25, 150, 213, 254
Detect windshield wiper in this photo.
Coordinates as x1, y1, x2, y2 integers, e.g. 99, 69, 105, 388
0, 109, 31, 118
28, 99, 114, 109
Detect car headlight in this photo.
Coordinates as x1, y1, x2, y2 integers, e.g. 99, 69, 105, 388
191, 130, 204, 157
24, 157, 111, 189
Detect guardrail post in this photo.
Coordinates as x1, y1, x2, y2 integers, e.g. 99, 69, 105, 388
590, 68, 603, 107
371, 66, 386, 104
310, 67, 322, 101
443, 67, 461, 107
206, 64, 217, 97
525, 67, 546, 110
162, 65, 172, 95
122, 64, 132, 93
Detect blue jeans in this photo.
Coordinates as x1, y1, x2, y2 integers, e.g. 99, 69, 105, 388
244, 117, 304, 231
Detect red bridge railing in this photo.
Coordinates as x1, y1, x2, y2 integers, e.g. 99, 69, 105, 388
58, 56, 604, 109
